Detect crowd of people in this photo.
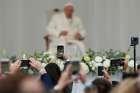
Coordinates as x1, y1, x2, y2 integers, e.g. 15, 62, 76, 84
0, 57, 140, 93
0, 1, 139, 93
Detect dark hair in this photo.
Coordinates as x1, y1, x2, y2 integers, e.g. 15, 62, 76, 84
137, 64, 140, 69
92, 78, 112, 93
112, 81, 119, 87
45, 63, 61, 85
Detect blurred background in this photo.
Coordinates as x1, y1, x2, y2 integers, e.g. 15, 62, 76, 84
0, 0, 140, 58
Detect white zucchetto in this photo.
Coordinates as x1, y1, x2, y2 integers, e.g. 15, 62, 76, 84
64, 2, 73, 7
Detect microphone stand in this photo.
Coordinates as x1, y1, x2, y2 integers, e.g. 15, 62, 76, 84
133, 45, 136, 72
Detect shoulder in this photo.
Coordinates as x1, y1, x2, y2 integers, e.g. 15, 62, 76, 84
52, 13, 63, 19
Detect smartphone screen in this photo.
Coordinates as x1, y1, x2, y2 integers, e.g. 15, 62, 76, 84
57, 45, 64, 59
1, 61, 10, 75
20, 60, 30, 69
98, 66, 104, 76
71, 61, 80, 75
111, 58, 124, 67
64, 61, 80, 75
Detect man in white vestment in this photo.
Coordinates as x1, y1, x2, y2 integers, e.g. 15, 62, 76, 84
47, 2, 86, 59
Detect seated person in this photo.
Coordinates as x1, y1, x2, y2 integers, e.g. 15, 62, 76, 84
47, 2, 86, 59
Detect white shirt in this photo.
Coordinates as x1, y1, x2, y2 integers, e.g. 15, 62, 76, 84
47, 12, 86, 58
47, 12, 86, 40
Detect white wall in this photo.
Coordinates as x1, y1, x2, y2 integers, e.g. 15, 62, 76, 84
0, 0, 140, 59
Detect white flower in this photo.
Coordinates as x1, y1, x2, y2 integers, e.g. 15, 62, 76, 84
88, 62, 93, 67
55, 59, 64, 71
118, 66, 123, 70
115, 51, 120, 55
95, 56, 103, 63
59, 63, 64, 71
92, 61, 95, 64
103, 56, 107, 60
41, 63, 47, 68
83, 55, 91, 62
103, 59, 111, 68
92, 61, 96, 66
49, 55, 55, 60
128, 60, 134, 68
91, 61, 97, 68
22, 54, 27, 60
43, 52, 49, 55
91, 66, 96, 71
94, 62, 102, 67
37, 58, 42, 61
80, 63, 89, 74
125, 54, 131, 59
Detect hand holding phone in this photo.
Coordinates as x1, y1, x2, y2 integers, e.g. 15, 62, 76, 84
71, 61, 80, 75
9, 60, 21, 74
57, 45, 64, 59
111, 58, 124, 67
98, 66, 104, 76
20, 60, 31, 69
64, 61, 80, 75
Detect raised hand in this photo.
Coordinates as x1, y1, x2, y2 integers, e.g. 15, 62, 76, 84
29, 58, 42, 71
9, 60, 21, 74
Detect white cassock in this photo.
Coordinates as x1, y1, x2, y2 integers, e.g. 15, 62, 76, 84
47, 13, 86, 59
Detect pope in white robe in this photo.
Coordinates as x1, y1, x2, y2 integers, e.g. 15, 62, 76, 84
47, 3, 86, 59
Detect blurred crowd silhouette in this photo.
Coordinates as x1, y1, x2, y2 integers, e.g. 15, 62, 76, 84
0, 57, 140, 93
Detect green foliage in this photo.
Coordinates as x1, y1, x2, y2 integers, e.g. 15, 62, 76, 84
82, 49, 128, 73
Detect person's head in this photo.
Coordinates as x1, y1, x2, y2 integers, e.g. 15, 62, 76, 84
84, 85, 97, 93
0, 73, 47, 93
64, 2, 74, 18
92, 78, 112, 93
45, 63, 61, 85
112, 81, 119, 87
111, 78, 140, 93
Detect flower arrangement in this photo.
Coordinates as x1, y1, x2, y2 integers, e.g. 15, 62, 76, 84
33, 51, 64, 70
33, 51, 55, 63
0, 48, 135, 74
0, 49, 9, 59
82, 49, 133, 74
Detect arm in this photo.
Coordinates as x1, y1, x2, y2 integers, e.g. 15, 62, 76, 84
47, 15, 60, 37
77, 18, 86, 40
29, 58, 47, 74
54, 65, 73, 91
103, 69, 112, 83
